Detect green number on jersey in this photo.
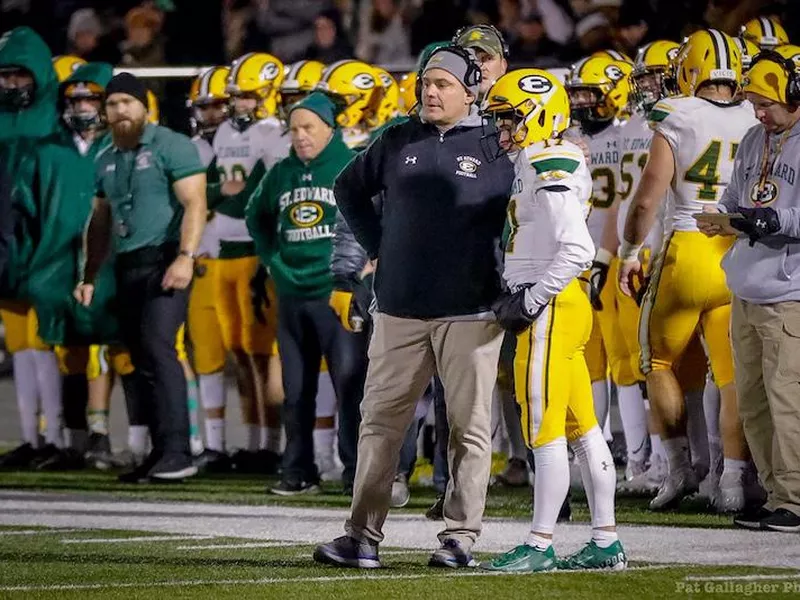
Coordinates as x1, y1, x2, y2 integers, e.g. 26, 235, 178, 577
505, 199, 519, 253
619, 152, 650, 200
590, 167, 616, 208
217, 163, 247, 182
684, 140, 722, 201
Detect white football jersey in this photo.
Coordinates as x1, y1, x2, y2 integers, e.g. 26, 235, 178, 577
650, 96, 758, 232
212, 119, 290, 243
504, 139, 595, 307
192, 135, 219, 257
616, 113, 663, 249
571, 121, 625, 245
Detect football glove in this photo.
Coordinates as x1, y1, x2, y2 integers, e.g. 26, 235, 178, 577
588, 249, 613, 310
329, 290, 357, 331
730, 206, 780, 246
492, 285, 546, 334
249, 264, 270, 325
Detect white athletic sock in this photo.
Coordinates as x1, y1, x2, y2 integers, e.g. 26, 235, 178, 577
650, 433, 666, 460
602, 410, 613, 443
204, 418, 225, 452
246, 424, 260, 452
592, 380, 610, 432
526, 533, 552, 551
618, 384, 648, 464
13, 351, 40, 447
313, 427, 336, 459
573, 426, 617, 529
722, 458, 748, 475
663, 436, 691, 472
33, 350, 63, 448
199, 372, 225, 411
592, 529, 619, 548
260, 427, 282, 453
702, 378, 721, 443
530, 437, 570, 537
127, 425, 149, 459
685, 389, 709, 475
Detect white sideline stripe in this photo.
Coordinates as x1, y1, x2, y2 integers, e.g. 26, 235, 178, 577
685, 573, 800, 582
176, 542, 295, 550
0, 567, 674, 592
0, 529, 82, 536
62, 535, 214, 545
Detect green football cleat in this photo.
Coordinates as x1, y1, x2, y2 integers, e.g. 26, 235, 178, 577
480, 544, 557, 573
557, 540, 627, 571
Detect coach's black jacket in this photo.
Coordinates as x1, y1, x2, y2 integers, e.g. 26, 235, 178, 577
334, 110, 514, 320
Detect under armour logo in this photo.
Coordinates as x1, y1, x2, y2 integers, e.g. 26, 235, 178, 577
302, 173, 312, 181
601, 461, 610, 471
405, 156, 417, 165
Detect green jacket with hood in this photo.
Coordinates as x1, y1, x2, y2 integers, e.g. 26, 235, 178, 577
14, 63, 119, 345
245, 129, 355, 299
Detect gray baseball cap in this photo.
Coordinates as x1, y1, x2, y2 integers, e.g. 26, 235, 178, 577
422, 47, 481, 98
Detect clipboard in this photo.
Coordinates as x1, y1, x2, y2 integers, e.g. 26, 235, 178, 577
692, 212, 743, 224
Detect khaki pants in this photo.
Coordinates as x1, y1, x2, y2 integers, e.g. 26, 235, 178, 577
346, 312, 504, 548
731, 298, 800, 516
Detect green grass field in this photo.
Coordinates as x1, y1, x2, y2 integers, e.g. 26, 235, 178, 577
0, 525, 798, 600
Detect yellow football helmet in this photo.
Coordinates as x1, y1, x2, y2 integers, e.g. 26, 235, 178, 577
742, 16, 789, 50
592, 49, 634, 64
372, 66, 400, 127
674, 29, 742, 97
775, 44, 800, 70
398, 71, 417, 113
189, 66, 230, 136
482, 69, 570, 149
52, 55, 87, 83
744, 45, 800, 104
566, 55, 632, 124
631, 40, 680, 112
146, 89, 159, 124
279, 60, 325, 116
227, 52, 285, 121
733, 36, 761, 72
316, 60, 384, 129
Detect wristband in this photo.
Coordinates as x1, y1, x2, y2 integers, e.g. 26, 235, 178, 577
617, 241, 643, 262
179, 250, 197, 260
594, 248, 614, 265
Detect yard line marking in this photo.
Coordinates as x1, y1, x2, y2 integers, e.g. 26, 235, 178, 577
176, 542, 297, 550
0, 529, 83, 536
0, 565, 677, 592
685, 573, 800, 582
61, 535, 214, 544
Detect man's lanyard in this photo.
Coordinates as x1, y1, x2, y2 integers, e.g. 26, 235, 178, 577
117, 147, 142, 239
755, 129, 790, 206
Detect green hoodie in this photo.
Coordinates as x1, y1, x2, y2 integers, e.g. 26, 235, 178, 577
245, 129, 355, 299
0, 27, 58, 144
15, 63, 119, 345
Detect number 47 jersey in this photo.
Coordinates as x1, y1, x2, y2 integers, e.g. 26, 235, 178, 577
649, 96, 758, 232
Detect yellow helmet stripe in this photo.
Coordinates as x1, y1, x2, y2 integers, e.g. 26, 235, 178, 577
709, 29, 729, 71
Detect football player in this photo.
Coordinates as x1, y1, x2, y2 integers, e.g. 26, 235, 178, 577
278, 60, 325, 121
481, 68, 626, 573
741, 16, 789, 51
619, 29, 760, 512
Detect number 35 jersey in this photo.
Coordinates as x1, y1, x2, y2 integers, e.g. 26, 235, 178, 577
649, 96, 757, 232
212, 119, 289, 243
580, 121, 625, 245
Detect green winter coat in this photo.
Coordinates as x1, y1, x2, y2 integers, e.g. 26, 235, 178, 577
15, 63, 119, 345
245, 129, 355, 299
0, 26, 58, 145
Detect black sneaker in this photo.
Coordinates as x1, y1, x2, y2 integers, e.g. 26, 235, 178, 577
0, 443, 40, 468
148, 454, 198, 481
30, 444, 61, 469
313, 535, 381, 568
193, 449, 232, 473
269, 479, 321, 496
762, 508, 800, 533
230, 449, 260, 473
118, 452, 161, 484
85, 433, 114, 471
429, 538, 477, 568
425, 493, 445, 520
36, 448, 85, 471
733, 505, 773, 530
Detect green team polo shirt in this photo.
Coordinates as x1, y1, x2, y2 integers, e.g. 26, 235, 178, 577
94, 123, 204, 253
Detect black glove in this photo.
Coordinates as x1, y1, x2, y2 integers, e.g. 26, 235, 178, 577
729, 206, 781, 247
351, 272, 374, 323
492, 285, 546, 334
635, 275, 650, 308
588, 260, 610, 310
250, 264, 270, 325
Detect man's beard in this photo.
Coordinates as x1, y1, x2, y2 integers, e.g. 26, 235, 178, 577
110, 116, 147, 149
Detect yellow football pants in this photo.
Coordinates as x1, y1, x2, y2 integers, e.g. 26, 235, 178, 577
188, 258, 226, 374
514, 279, 599, 448
639, 231, 735, 388
0, 302, 50, 353
214, 256, 277, 356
